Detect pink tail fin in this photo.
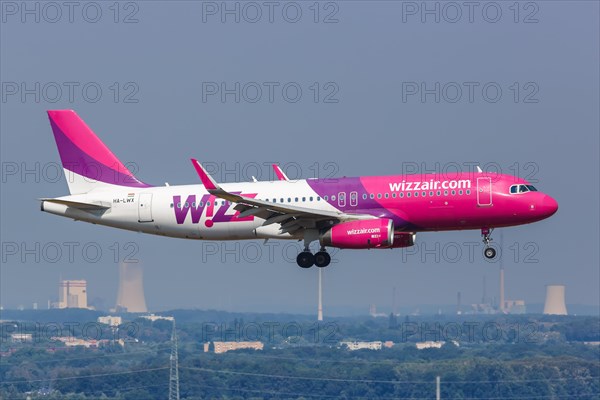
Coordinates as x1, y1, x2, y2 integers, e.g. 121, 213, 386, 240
47, 110, 150, 194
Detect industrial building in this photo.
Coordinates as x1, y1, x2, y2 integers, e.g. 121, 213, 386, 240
56, 280, 88, 309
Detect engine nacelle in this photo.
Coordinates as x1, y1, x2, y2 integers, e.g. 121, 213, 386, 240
380, 232, 416, 249
320, 219, 394, 249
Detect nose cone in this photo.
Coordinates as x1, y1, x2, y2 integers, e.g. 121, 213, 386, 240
539, 195, 558, 218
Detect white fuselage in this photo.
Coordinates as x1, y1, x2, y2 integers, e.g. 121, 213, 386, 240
42, 180, 338, 240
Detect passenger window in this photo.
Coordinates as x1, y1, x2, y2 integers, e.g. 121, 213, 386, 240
400, 192, 404, 198
415, 192, 419, 197
407, 192, 411, 198
370, 194, 374, 199
392, 193, 397, 198
362, 194, 367, 200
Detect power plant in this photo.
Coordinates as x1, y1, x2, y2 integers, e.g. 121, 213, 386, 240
543, 285, 568, 315
56, 280, 88, 309
116, 263, 148, 313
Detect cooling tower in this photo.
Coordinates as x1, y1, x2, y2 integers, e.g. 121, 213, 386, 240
116, 263, 147, 313
543, 285, 567, 315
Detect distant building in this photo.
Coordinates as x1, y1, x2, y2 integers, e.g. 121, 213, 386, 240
369, 304, 386, 318
98, 316, 122, 327
140, 314, 174, 322
416, 341, 445, 350
204, 341, 264, 354
11, 333, 32, 343
503, 300, 527, 314
52, 337, 124, 348
56, 280, 88, 309
52, 337, 100, 348
340, 341, 383, 351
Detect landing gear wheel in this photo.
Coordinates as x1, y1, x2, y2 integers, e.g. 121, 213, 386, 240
314, 251, 331, 268
297, 251, 315, 268
484, 247, 497, 259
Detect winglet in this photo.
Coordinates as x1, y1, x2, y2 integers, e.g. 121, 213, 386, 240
191, 159, 220, 190
272, 164, 289, 181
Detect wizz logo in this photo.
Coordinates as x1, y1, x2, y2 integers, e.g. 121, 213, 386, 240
173, 193, 256, 227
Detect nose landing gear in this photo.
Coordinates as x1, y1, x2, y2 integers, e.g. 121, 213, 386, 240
481, 227, 497, 259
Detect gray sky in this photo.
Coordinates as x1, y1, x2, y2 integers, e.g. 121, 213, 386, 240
1, 1, 598, 314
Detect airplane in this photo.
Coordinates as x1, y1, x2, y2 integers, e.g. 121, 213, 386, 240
41, 110, 558, 268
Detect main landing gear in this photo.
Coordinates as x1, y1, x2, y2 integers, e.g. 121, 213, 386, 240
296, 229, 331, 268
481, 227, 497, 259
297, 248, 331, 268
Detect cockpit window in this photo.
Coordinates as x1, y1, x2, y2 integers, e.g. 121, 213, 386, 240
510, 184, 538, 194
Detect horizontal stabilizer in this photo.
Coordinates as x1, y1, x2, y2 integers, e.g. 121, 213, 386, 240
39, 198, 111, 210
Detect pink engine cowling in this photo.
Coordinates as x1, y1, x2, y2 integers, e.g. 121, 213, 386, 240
320, 219, 394, 249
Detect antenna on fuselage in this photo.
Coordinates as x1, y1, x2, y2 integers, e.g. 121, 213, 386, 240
476, 166, 483, 173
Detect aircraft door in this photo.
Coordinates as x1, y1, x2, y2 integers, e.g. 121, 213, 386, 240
138, 193, 154, 222
477, 177, 492, 206
338, 192, 346, 207
350, 191, 358, 207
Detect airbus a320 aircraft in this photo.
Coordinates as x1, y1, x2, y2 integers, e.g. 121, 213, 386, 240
41, 110, 558, 268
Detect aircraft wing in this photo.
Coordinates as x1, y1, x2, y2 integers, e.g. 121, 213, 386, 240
191, 159, 373, 234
